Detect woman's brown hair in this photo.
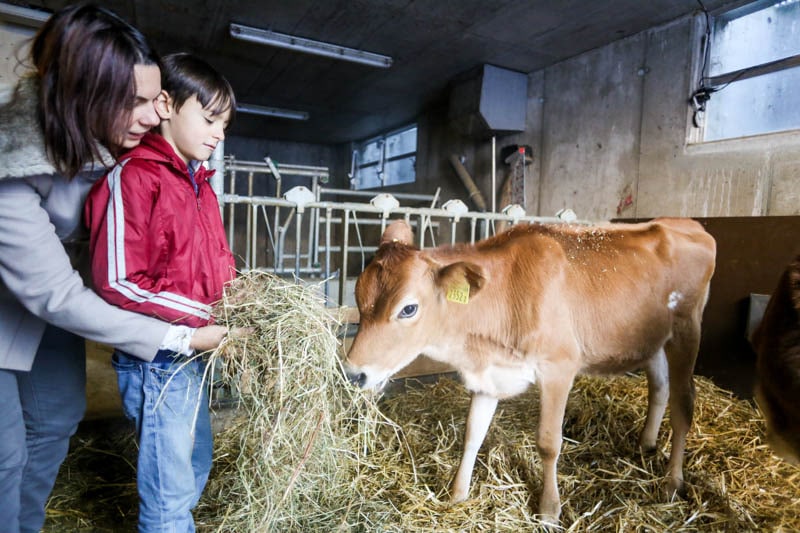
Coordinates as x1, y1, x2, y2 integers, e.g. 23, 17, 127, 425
31, 3, 160, 178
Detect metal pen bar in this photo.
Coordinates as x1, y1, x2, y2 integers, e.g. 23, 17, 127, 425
318, 187, 436, 203
226, 160, 329, 178
470, 218, 477, 244
308, 176, 318, 270
221, 194, 580, 226
324, 207, 332, 301
265, 157, 282, 273
227, 170, 236, 247
245, 172, 254, 268
295, 211, 303, 278
275, 208, 295, 274
339, 209, 351, 307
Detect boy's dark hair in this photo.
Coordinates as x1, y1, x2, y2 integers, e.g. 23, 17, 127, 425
32, 2, 160, 178
161, 53, 236, 120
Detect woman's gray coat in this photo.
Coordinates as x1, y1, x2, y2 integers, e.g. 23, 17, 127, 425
0, 77, 169, 371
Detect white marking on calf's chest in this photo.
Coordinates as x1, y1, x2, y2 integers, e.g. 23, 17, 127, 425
461, 362, 538, 399
667, 291, 682, 310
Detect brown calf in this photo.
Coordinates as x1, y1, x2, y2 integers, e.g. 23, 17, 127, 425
345, 218, 716, 522
751, 255, 800, 464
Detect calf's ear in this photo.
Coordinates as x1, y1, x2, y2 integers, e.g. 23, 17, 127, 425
380, 220, 414, 246
436, 262, 486, 302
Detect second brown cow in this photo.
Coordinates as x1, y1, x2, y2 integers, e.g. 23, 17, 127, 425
751, 255, 800, 465
345, 218, 716, 523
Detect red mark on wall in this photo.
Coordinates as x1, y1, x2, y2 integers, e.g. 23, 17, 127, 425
616, 186, 634, 216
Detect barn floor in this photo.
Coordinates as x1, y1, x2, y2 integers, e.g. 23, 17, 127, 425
44, 373, 800, 532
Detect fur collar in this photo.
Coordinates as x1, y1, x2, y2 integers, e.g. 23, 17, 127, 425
0, 76, 114, 180
0, 77, 56, 179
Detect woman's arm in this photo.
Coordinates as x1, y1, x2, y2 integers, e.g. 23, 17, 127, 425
0, 177, 213, 361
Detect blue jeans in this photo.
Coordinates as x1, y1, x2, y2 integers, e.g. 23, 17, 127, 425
113, 351, 212, 533
0, 325, 86, 533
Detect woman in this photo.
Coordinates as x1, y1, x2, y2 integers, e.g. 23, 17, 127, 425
0, 5, 228, 532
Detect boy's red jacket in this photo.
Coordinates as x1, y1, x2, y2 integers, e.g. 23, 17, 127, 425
84, 133, 235, 328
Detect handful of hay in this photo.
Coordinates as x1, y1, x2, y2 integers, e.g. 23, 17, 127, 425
196, 272, 391, 532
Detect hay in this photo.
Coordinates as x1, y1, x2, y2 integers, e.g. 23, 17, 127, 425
359, 375, 800, 532
195, 272, 390, 532
44, 419, 139, 532
45, 270, 800, 531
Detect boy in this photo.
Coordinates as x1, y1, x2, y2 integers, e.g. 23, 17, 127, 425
84, 53, 236, 532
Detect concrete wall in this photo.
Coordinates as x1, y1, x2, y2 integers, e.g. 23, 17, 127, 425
0, 23, 34, 101
423, 13, 800, 222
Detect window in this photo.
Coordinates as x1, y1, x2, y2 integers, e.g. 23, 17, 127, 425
349, 124, 417, 190
692, 0, 800, 141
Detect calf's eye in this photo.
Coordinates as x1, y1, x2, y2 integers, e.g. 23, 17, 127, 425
398, 304, 418, 319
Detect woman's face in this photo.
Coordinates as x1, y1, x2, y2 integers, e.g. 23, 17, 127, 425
119, 64, 162, 150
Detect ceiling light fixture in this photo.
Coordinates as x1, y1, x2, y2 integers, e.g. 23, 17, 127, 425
229, 22, 393, 69
0, 2, 50, 28
236, 103, 310, 121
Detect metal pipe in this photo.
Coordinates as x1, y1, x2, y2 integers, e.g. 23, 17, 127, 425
470, 218, 477, 244
266, 158, 282, 272
324, 207, 332, 301
295, 211, 303, 278
227, 170, 236, 248
220, 194, 577, 225
308, 176, 319, 270
491, 136, 496, 213
245, 172, 254, 268
318, 187, 436, 202
275, 208, 295, 274
226, 160, 329, 177
233, 198, 513, 223
339, 210, 351, 307
448, 154, 487, 212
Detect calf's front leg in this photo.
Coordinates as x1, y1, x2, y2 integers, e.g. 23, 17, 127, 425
450, 392, 498, 503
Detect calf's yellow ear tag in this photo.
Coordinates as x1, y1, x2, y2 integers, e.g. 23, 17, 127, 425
446, 280, 470, 304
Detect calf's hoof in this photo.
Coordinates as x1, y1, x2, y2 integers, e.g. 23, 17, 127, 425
538, 512, 560, 528
663, 476, 687, 502
538, 498, 561, 526
449, 485, 469, 504
638, 440, 658, 455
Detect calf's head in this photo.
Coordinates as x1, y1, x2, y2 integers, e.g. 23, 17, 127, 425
345, 220, 484, 390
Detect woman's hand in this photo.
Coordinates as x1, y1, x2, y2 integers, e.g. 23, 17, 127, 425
189, 324, 228, 352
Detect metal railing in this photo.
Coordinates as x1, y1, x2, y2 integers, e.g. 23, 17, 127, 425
219, 157, 586, 306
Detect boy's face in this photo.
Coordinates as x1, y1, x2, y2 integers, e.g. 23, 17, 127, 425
156, 94, 230, 164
